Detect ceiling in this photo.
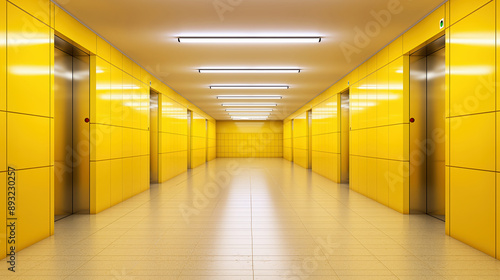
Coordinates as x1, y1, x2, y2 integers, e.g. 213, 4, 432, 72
54, 0, 445, 120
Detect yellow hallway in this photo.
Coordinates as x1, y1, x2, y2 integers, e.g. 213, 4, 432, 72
3, 0, 500, 278
1, 158, 499, 279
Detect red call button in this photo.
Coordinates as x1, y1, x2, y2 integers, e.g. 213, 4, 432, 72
85, 118, 90, 123
410, 118, 415, 123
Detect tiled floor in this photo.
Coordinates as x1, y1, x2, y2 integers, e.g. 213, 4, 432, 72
2, 158, 500, 279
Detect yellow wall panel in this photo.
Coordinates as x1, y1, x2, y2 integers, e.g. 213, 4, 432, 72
140, 155, 149, 191
123, 74, 134, 128
7, 113, 49, 169
96, 36, 111, 61
388, 58, 405, 125
110, 159, 123, 206
16, 167, 50, 251
132, 157, 141, 195
358, 157, 367, 195
54, 6, 96, 54
366, 128, 377, 157
0, 172, 5, 257
376, 159, 389, 206
94, 57, 111, 124
388, 161, 409, 213
122, 158, 133, 200
111, 48, 123, 69
7, 3, 50, 117
0, 0, 5, 112
9, 0, 50, 25
123, 128, 133, 158
403, 4, 445, 54
388, 124, 409, 161
377, 46, 389, 69
366, 158, 377, 200
450, 112, 495, 171
90, 124, 110, 161
110, 65, 123, 126
376, 126, 388, 159
449, 2, 495, 116
388, 36, 403, 62
0, 112, 5, 171
93, 160, 110, 213
123, 56, 133, 75
450, 167, 495, 257
497, 174, 500, 260
377, 65, 389, 126
450, 0, 492, 25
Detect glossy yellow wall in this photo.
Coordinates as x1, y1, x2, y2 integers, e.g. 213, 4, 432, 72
285, 0, 500, 260
207, 120, 217, 161
158, 92, 188, 182
191, 112, 207, 168
312, 94, 341, 182
0, 0, 215, 258
283, 121, 292, 161
217, 121, 283, 158
292, 112, 309, 168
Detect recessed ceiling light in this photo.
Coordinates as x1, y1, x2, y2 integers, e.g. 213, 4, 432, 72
225, 108, 273, 112
217, 95, 282, 100
222, 103, 277, 107
178, 37, 321, 43
211, 85, 289, 90
199, 68, 300, 73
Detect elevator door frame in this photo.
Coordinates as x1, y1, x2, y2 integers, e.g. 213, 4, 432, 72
340, 89, 350, 184
54, 36, 90, 220
409, 36, 446, 221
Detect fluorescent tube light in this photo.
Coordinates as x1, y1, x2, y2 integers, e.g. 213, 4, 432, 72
211, 85, 289, 90
217, 95, 282, 100
178, 37, 321, 43
199, 68, 300, 73
222, 103, 277, 107
225, 108, 273, 112
231, 117, 269, 120
228, 112, 271, 116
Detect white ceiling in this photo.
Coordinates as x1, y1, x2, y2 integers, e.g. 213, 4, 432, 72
54, 0, 445, 120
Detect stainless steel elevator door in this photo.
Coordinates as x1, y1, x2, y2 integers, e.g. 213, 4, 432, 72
409, 36, 445, 221
409, 55, 427, 214
426, 47, 446, 221
340, 90, 350, 183
54, 48, 74, 220
150, 90, 159, 183
54, 37, 90, 220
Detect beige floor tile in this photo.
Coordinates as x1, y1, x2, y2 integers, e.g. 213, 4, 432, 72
1, 159, 499, 278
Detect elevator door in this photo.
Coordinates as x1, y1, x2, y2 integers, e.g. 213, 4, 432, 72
54, 37, 90, 221
409, 36, 445, 221
150, 90, 159, 183
54, 48, 73, 220
426, 47, 446, 221
340, 90, 350, 184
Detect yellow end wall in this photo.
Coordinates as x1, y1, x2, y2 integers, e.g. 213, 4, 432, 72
0, 0, 215, 258
216, 121, 283, 158
285, 0, 500, 259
